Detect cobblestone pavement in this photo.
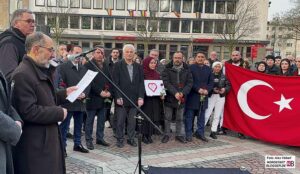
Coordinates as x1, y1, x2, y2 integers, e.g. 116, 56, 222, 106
65, 123, 300, 174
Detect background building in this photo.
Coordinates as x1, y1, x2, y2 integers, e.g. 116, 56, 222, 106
266, 20, 300, 57
1, 0, 270, 60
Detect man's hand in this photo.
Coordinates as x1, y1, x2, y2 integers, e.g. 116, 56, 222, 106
100, 91, 106, 97
62, 108, 68, 120
66, 86, 78, 96
175, 92, 181, 100
198, 88, 204, 94
203, 89, 208, 95
117, 98, 123, 106
219, 88, 226, 94
77, 93, 86, 100
138, 98, 144, 107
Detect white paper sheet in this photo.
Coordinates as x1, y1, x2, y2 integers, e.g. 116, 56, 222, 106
144, 80, 165, 96
66, 70, 98, 103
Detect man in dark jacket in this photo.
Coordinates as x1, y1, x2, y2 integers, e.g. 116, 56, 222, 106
184, 52, 213, 142
266, 55, 280, 75
85, 46, 111, 150
161, 51, 193, 144
0, 9, 34, 82
113, 44, 145, 148
58, 45, 89, 154
12, 32, 77, 174
0, 70, 22, 174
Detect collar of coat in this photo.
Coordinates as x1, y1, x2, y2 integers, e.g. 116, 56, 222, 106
22, 56, 49, 81
165, 61, 189, 70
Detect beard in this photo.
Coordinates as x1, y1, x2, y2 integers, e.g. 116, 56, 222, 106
232, 59, 240, 64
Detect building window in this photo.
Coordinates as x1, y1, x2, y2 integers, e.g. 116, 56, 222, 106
181, 20, 190, 33
47, 15, 56, 27
205, 1, 214, 13
214, 21, 224, 34
278, 35, 282, 38
48, 0, 56, 6
149, 0, 158, 11
36, 0, 45, 6
137, 19, 147, 31
148, 44, 156, 51
148, 19, 158, 32
71, 0, 80, 8
137, 44, 145, 58
126, 19, 136, 31
105, 0, 114, 9
180, 45, 189, 59
104, 18, 113, 30
70, 16, 80, 29
194, 0, 203, 13
170, 20, 179, 32
138, 0, 147, 10
225, 21, 235, 34
193, 20, 202, 33
128, 0, 136, 10
170, 45, 177, 58
171, 0, 181, 12
35, 14, 45, 25
58, 0, 68, 7
94, 0, 103, 9
59, 16, 68, 28
213, 46, 221, 57
159, 44, 167, 60
286, 52, 292, 55
115, 18, 125, 30
82, 16, 91, 29
160, 0, 170, 12
82, 42, 91, 52
70, 41, 79, 45
159, 19, 169, 32
203, 21, 213, 33
82, 0, 91, 8
182, 0, 192, 13
227, 1, 236, 14
216, 1, 225, 14
116, 0, 125, 10
287, 43, 293, 47
93, 17, 102, 30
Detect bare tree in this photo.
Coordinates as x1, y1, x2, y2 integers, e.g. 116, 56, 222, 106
41, 0, 75, 44
218, 0, 259, 52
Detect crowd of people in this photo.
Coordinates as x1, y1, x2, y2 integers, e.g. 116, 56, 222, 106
1, 9, 300, 174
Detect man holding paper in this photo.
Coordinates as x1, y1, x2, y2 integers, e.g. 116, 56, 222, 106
58, 45, 90, 155
12, 32, 77, 174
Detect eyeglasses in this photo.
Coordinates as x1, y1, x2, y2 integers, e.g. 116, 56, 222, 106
18, 19, 35, 24
39, 45, 55, 53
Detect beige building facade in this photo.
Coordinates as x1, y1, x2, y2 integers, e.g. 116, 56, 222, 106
1, 0, 269, 60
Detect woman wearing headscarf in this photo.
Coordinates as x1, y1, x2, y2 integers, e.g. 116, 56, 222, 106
141, 56, 163, 144
256, 61, 267, 73
279, 58, 293, 76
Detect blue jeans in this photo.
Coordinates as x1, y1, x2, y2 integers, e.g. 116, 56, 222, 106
185, 108, 205, 138
85, 108, 106, 143
60, 111, 83, 147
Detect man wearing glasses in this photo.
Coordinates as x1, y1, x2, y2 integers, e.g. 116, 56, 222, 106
0, 9, 35, 82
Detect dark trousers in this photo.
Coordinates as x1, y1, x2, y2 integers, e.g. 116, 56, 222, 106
115, 106, 137, 141
85, 108, 106, 143
185, 107, 205, 138
60, 111, 83, 148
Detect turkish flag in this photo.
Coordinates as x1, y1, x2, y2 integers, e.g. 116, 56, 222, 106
224, 63, 300, 146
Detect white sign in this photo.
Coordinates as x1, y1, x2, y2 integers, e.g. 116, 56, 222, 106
144, 80, 165, 96
265, 155, 296, 168
66, 70, 98, 103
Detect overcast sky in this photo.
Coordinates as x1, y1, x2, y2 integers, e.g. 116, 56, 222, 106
268, 0, 294, 20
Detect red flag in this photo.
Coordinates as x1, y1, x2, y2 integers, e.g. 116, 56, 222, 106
224, 63, 300, 146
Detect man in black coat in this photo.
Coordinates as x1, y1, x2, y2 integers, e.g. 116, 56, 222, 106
0, 69, 22, 174
58, 45, 89, 154
84, 46, 111, 150
266, 55, 280, 75
161, 51, 193, 143
113, 44, 145, 148
0, 9, 34, 82
12, 32, 77, 174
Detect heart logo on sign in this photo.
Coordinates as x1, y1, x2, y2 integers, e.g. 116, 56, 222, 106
148, 83, 157, 92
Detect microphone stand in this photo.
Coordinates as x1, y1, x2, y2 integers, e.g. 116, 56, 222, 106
82, 54, 164, 174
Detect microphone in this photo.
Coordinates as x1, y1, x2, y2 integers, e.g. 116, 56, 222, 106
67, 48, 97, 61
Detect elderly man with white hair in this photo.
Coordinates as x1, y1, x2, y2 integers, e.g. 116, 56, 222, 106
112, 44, 145, 148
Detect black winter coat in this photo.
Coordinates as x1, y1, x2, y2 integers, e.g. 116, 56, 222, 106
161, 62, 193, 108
0, 28, 26, 82
12, 56, 67, 174
58, 61, 89, 111
85, 60, 111, 110
112, 59, 145, 107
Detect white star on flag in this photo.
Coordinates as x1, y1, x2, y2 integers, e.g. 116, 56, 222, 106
274, 94, 294, 112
